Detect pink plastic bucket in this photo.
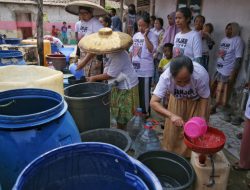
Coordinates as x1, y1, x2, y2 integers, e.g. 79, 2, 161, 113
184, 117, 208, 138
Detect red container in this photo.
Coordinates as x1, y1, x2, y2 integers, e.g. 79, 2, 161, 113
184, 127, 226, 155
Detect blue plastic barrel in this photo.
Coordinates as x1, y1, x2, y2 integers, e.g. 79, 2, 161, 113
13, 143, 162, 190
0, 50, 25, 66
0, 88, 81, 190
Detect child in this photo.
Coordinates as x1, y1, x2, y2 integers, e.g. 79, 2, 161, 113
51, 25, 59, 37
201, 23, 215, 71
158, 43, 173, 74
61, 22, 68, 44
67, 25, 73, 45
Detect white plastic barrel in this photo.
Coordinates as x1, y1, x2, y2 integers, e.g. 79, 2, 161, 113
0, 65, 64, 95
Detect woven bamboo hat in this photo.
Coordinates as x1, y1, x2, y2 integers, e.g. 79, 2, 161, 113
78, 28, 133, 54
65, 1, 107, 16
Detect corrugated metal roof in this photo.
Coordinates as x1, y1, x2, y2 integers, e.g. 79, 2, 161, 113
0, 0, 71, 6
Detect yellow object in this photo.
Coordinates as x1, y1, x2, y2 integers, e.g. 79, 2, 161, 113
65, 0, 107, 16
190, 151, 230, 190
158, 58, 171, 69
21, 39, 51, 66
79, 28, 132, 54
0, 65, 64, 95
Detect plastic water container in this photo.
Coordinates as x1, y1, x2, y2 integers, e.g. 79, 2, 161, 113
59, 47, 74, 64
80, 128, 132, 152
64, 82, 111, 132
138, 151, 195, 190
0, 50, 25, 66
69, 63, 84, 80
184, 117, 208, 138
13, 143, 162, 190
0, 65, 64, 95
4, 38, 21, 45
191, 151, 230, 190
134, 122, 161, 158
127, 108, 145, 144
0, 88, 81, 190
46, 54, 66, 71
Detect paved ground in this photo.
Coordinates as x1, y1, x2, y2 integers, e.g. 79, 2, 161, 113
151, 109, 250, 190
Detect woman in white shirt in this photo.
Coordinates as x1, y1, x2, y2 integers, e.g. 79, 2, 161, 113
130, 15, 158, 116
210, 22, 244, 118
79, 28, 139, 130
150, 55, 210, 157
173, 7, 202, 64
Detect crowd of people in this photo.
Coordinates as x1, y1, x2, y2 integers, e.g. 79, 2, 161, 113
64, 1, 249, 177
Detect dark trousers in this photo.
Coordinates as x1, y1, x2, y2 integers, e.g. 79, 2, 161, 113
138, 77, 152, 115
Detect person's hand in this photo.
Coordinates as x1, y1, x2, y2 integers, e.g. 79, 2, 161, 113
87, 76, 95, 82
76, 62, 83, 71
170, 114, 184, 127
144, 28, 150, 38
201, 31, 208, 39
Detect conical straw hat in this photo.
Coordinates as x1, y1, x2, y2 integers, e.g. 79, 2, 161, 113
78, 28, 133, 54
65, 1, 107, 16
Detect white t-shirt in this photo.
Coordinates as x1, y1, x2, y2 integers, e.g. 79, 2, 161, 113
173, 30, 202, 61
130, 31, 158, 77
245, 94, 250, 119
153, 61, 210, 100
150, 28, 164, 38
44, 35, 63, 49
105, 51, 138, 90
216, 36, 244, 76
75, 18, 103, 40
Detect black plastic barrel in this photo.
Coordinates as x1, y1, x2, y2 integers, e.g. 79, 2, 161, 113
64, 82, 111, 132
138, 151, 195, 190
81, 128, 132, 152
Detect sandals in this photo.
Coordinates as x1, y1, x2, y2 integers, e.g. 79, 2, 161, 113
232, 162, 249, 171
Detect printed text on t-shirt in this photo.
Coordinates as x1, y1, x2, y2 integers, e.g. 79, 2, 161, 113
174, 88, 199, 99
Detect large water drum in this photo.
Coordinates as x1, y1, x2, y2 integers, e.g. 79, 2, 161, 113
0, 88, 81, 189
13, 143, 162, 190
64, 82, 111, 132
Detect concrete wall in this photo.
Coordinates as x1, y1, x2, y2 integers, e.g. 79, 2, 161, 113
0, 3, 78, 38
155, 0, 176, 29
154, 0, 250, 87
202, 0, 250, 85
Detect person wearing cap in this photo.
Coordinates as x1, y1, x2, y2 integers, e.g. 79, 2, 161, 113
78, 28, 139, 130
150, 56, 210, 157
